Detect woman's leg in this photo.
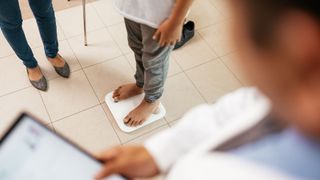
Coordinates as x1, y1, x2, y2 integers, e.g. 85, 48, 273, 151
28, 0, 58, 58
0, 0, 38, 68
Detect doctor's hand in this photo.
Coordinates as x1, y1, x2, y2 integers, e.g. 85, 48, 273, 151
95, 145, 160, 180
153, 18, 183, 47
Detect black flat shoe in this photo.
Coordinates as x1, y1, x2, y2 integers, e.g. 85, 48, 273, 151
174, 21, 195, 50
27, 68, 48, 91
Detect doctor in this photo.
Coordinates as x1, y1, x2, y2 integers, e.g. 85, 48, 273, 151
96, 0, 320, 179
0, 0, 70, 91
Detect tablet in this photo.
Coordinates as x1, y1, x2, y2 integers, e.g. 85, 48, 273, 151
0, 113, 124, 180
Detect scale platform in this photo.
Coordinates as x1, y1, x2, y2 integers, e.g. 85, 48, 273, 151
105, 92, 166, 133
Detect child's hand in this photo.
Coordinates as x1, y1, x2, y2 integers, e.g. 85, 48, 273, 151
153, 18, 183, 47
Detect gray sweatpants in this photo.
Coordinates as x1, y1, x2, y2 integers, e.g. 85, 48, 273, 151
125, 18, 173, 103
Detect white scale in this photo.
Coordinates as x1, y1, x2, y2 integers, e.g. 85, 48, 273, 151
105, 92, 166, 133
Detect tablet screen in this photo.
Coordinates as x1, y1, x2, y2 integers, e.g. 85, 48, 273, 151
0, 115, 123, 180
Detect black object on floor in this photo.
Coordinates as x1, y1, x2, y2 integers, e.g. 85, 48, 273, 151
174, 21, 195, 50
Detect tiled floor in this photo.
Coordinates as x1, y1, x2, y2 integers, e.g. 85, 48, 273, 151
0, 0, 245, 167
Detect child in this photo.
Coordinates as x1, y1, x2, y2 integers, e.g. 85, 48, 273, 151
113, 0, 194, 127
96, 0, 320, 179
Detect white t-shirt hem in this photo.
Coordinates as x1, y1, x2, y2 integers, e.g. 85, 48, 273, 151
114, 6, 160, 28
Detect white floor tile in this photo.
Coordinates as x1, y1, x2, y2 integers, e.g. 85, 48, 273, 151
186, 60, 242, 103
54, 105, 120, 153
189, 0, 225, 29
220, 53, 249, 85
40, 70, 99, 121
68, 28, 122, 68
198, 21, 235, 57
172, 32, 217, 70
162, 73, 205, 122
84, 56, 134, 103
92, 0, 123, 26
108, 23, 131, 54
0, 55, 30, 96
56, 5, 104, 38
0, 87, 50, 136
126, 125, 169, 145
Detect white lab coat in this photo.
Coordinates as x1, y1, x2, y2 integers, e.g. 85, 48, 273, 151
145, 87, 294, 179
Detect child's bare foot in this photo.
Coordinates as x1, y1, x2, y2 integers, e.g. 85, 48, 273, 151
124, 100, 160, 127
113, 83, 143, 102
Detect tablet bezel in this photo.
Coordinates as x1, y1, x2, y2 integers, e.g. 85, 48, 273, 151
0, 112, 103, 165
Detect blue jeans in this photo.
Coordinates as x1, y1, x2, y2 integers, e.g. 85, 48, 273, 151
0, 0, 58, 68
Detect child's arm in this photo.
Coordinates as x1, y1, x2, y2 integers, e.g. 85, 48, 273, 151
153, 0, 194, 47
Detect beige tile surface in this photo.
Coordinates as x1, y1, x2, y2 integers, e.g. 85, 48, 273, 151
92, 0, 123, 26
68, 28, 122, 68
186, 60, 242, 103
126, 125, 169, 145
172, 32, 217, 70
53, 105, 120, 153
84, 56, 134, 102
102, 103, 167, 144
0, 87, 50, 136
56, 4, 104, 38
19, 0, 96, 20
108, 23, 131, 54
189, 0, 225, 29
162, 73, 205, 122
198, 21, 234, 57
208, 0, 232, 18
40, 70, 99, 121
0, 55, 31, 97
220, 53, 249, 85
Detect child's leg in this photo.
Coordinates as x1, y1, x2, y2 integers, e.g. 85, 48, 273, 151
123, 24, 173, 127
113, 18, 144, 102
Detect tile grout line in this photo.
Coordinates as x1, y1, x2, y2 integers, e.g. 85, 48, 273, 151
0, 86, 31, 99
122, 124, 169, 145
183, 69, 209, 103
100, 102, 125, 144
50, 103, 101, 124
37, 89, 54, 125
61, 17, 123, 144
219, 56, 244, 86
171, 47, 213, 103
196, 28, 222, 58
91, 2, 128, 57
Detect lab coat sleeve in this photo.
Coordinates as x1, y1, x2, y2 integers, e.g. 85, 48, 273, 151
144, 88, 263, 173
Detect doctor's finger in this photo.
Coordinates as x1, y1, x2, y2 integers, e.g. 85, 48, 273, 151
95, 162, 120, 180
96, 147, 121, 161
